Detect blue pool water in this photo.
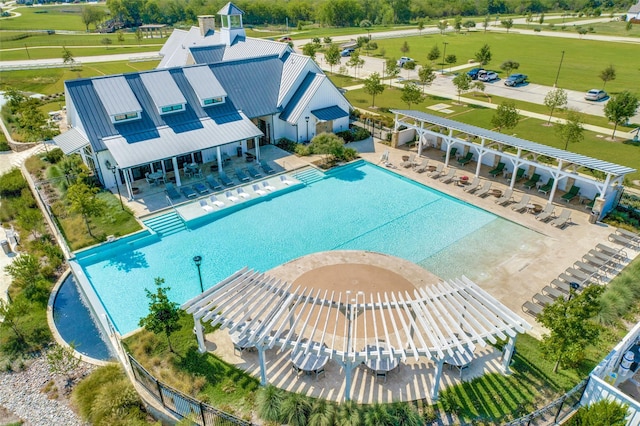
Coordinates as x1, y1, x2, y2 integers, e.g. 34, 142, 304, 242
76, 161, 539, 334
53, 274, 116, 360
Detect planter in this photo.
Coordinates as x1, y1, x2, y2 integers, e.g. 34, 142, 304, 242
131, 187, 140, 195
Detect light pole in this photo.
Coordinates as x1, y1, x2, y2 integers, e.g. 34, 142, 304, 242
105, 160, 124, 210
567, 282, 580, 301
441, 42, 448, 74
193, 255, 203, 293
305, 116, 310, 142
553, 50, 565, 88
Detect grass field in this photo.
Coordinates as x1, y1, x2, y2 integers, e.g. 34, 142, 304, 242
1, 44, 161, 61
0, 31, 165, 49
369, 32, 640, 95
0, 4, 109, 31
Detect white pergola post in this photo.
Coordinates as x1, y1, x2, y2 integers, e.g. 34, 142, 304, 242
601, 173, 612, 199
344, 360, 354, 401
444, 130, 453, 167
502, 336, 516, 374
258, 346, 268, 385
123, 168, 133, 200
548, 160, 564, 202
431, 358, 445, 400
194, 316, 206, 353
172, 157, 181, 186
509, 148, 523, 189
393, 113, 399, 131
254, 136, 260, 162
417, 122, 425, 156
216, 146, 223, 171
474, 138, 485, 177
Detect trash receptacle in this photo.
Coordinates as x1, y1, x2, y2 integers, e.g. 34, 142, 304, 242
236, 146, 243, 157
589, 211, 599, 224
1, 240, 10, 255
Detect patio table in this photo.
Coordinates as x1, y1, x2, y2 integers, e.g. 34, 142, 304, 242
442, 349, 473, 378
230, 330, 255, 356
364, 344, 399, 381
291, 350, 329, 378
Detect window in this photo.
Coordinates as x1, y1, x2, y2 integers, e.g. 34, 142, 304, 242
203, 97, 225, 106
161, 104, 184, 114
113, 112, 139, 122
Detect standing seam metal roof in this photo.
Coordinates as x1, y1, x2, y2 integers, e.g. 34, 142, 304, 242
53, 128, 89, 154
92, 76, 142, 117
280, 72, 325, 123
393, 110, 636, 176
182, 65, 227, 102
312, 106, 349, 121
139, 71, 186, 109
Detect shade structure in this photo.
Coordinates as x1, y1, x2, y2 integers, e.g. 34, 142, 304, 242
182, 267, 531, 400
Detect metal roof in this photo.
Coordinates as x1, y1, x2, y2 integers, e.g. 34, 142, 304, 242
103, 113, 261, 168
312, 105, 349, 121
183, 65, 227, 102
189, 45, 226, 64
53, 128, 89, 154
278, 53, 310, 106
139, 71, 186, 109
92, 76, 141, 117
280, 72, 325, 123
218, 2, 244, 15
393, 110, 636, 176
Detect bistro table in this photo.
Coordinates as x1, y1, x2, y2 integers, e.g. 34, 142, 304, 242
148, 171, 164, 184
364, 344, 399, 382
488, 189, 503, 198
442, 349, 473, 378
230, 330, 256, 356
291, 349, 329, 379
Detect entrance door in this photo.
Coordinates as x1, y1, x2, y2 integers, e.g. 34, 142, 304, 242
258, 119, 270, 145
316, 120, 332, 135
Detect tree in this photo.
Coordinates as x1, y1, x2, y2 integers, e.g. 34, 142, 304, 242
400, 83, 423, 109
544, 88, 568, 125
444, 54, 457, 71
577, 27, 588, 37
346, 50, 364, 78
500, 60, 520, 76
66, 180, 106, 237
15, 99, 58, 142
0, 298, 30, 347
308, 133, 357, 164
323, 37, 332, 44
62, 47, 74, 65
471, 80, 486, 96
4, 254, 40, 288
400, 41, 409, 54
604, 91, 640, 140
139, 277, 181, 353
538, 285, 604, 373
81, 6, 104, 32
437, 20, 448, 34
474, 43, 491, 66
135, 28, 143, 46
463, 20, 476, 32
483, 15, 490, 32
385, 58, 400, 87
117, 31, 125, 45
526, 12, 533, 27
452, 73, 471, 103
539, 13, 545, 24
491, 101, 520, 132
403, 60, 416, 79
427, 45, 440, 62
417, 19, 424, 34
599, 64, 616, 90
363, 72, 385, 107
556, 109, 585, 150
47, 343, 81, 387
101, 37, 113, 49
418, 64, 436, 93
566, 400, 628, 426
324, 44, 341, 74
501, 18, 514, 33
302, 43, 317, 59
454, 16, 462, 32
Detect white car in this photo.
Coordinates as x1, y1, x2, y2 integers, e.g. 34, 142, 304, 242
478, 71, 499, 82
585, 89, 607, 101
397, 56, 414, 67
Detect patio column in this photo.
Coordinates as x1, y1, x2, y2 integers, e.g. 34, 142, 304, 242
344, 360, 353, 401
194, 316, 206, 353
258, 345, 268, 385
393, 113, 399, 132
172, 157, 181, 186
417, 121, 424, 156
502, 336, 516, 374
444, 130, 453, 167
474, 138, 485, 177
254, 136, 261, 162
216, 146, 223, 171
548, 160, 564, 202
509, 148, 523, 189
431, 358, 445, 400
123, 168, 133, 200
600, 173, 612, 199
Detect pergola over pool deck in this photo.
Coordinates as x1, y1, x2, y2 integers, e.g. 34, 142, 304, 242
182, 267, 531, 400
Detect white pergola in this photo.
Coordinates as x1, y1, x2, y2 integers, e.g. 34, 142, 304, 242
393, 110, 636, 218
182, 267, 531, 401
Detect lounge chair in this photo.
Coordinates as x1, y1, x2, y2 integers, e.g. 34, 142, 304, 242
439, 169, 456, 183
209, 195, 225, 207
199, 200, 213, 212
608, 233, 638, 248
582, 253, 607, 268
523, 173, 540, 190
495, 188, 514, 205
225, 190, 239, 203
247, 166, 262, 179
252, 184, 267, 196
550, 209, 572, 228
616, 228, 640, 243
237, 188, 251, 199
165, 183, 181, 200
262, 181, 276, 191
596, 243, 626, 260
206, 174, 223, 191
538, 178, 554, 195
428, 164, 444, 178
522, 301, 543, 317
511, 194, 531, 212
218, 172, 234, 186
414, 159, 429, 173
475, 181, 493, 197
145, 172, 154, 185
565, 267, 589, 282
401, 153, 416, 168
488, 162, 505, 177
260, 160, 276, 174
535, 203, 555, 222
280, 175, 294, 185
235, 168, 251, 182
457, 152, 473, 166
442, 147, 457, 160
463, 177, 481, 193
180, 186, 197, 199
193, 182, 209, 195
561, 185, 580, 203
583, 193, 600, 210
513, 168, 526, 182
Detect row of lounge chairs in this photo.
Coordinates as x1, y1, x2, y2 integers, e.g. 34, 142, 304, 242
522, 242, 629, 317
198, 182, 279, 211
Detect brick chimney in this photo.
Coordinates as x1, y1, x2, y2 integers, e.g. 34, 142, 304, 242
198, 15, 215, 37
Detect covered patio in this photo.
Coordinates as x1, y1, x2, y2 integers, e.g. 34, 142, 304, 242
182, 260, 531, 402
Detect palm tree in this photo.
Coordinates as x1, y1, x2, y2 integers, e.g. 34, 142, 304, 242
281, 393, 311, 426
336, 400, 361, 426
308, 399, 336, 426
364, 403, 393, 426
256, 385, 283, 422
387, 402, 422, 426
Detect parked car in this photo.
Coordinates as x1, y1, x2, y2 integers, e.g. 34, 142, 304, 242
478, 71, 499, 82
397, 56, 414, 67
504, 73, 527, 86
340, 48, 356, 57
467, 68, 485, 79
585, 89, 607, 101
278, 36, 292, 42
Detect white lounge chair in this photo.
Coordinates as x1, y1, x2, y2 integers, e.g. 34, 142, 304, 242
280, 175, 294, 185
511, 195, 531, 212
463, 177, 480, 193
429, 165, 445, 179
475, 181, 493, 197
495, 188, 514, 205
252, 184, 267, 196
237, 188, 251, 199
550, 209, 572, 228
414, 159, 429, 173
262, 181, 276, 192
535, 203, 555, 222
209, 195, 224, 207
401, 153, 416, 168
225, 190, 239, 203
199, 200, 213, 212
439, 169, 456, 183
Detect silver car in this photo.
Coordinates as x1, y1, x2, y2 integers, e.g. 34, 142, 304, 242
585, 89, 607, 101
478, 71, 499, 82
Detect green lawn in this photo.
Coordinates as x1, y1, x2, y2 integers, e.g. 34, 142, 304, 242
0, 4, 109, 31
368, 32, 640, 95
1, 45, 161, 61
0, 31, 166, 49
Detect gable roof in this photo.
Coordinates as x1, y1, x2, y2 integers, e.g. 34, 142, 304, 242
218, 2, 244, 15
629, 1, 640, 13
280, 72, 325, 124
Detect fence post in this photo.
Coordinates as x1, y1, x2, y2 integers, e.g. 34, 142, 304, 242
156, 379, 165, 405
553, 395, 566, 424
199, 401, 206, 426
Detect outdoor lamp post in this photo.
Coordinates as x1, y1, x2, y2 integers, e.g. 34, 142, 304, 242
441, 42, 448, 74
567, 282, 580, 301
553, 50, 565, 88
193, 255, 203, 293
105, 160, 124, 210
305, 116, 310, 142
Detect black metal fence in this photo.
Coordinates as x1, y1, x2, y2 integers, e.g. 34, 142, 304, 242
128, 354, 253, 426
504, 378, 588, 425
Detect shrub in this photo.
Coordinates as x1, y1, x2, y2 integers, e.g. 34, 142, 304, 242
45, 148, 65, 164
257, 385, 284, 422
0, 169, 27, 197
275, 137, 298, 153
566, 399, 628, 425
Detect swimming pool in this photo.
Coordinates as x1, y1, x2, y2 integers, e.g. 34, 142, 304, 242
75, 161, 540, 334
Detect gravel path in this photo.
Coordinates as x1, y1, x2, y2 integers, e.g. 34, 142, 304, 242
0, 354, 89, 426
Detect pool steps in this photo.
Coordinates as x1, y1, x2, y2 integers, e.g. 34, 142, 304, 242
292, 168, 325, 185
143, 211, 186, 236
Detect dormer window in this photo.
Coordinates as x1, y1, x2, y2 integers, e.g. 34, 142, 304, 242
183, 65, 227, 108
114, 112, 140, 122
203, 97, 225, 106
161, 104, 185, 114
140, 71, 186, 116
92, 76, 142, 125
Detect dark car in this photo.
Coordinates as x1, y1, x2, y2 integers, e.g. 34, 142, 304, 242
467, 68, 485, 80
340, 48, 356, 57
504, 73, 527, 86
278, 36, 292, 42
